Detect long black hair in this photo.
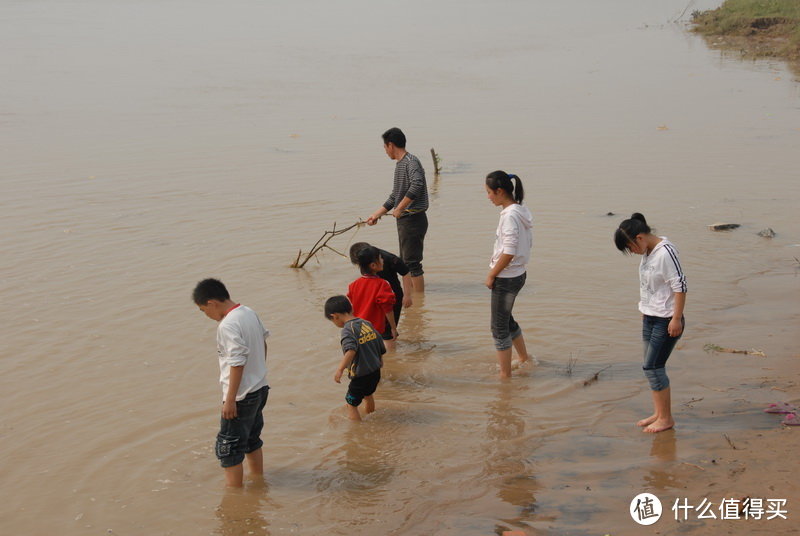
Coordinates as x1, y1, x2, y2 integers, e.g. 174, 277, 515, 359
486, 170, 524, 203
614, 213, 651, 253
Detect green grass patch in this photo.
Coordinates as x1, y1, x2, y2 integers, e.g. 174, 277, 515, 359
692, 0, 800, 58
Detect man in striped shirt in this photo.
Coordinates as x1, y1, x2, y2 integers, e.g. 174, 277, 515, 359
367, 127, 429, 292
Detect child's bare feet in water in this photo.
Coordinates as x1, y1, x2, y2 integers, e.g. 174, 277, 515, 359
643, 418, 674, 433
637, 414, 658, 427
511, 354, 537, 370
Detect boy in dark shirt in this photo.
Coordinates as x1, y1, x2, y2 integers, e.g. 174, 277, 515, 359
349, 242, 412, 350
324, 295, 386, 421
347, 246, 397, 346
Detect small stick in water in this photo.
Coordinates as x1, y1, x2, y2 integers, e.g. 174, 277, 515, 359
583, 365, 611, 386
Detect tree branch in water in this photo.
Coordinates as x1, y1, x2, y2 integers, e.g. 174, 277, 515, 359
290, 220, 364, 268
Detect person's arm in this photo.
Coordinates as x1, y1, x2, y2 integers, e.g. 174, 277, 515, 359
387, 251, 412, 307
668, 292, 686, 337
661, 243, 687, 337
376, 281, 398, 337
335, 350, 356, 383
486, 215, 519, 288
222, 365, 243, 419
220, 323, 249, 419
394, 159, 426, 218
401, 274, 413, 307
385, 311, 398, 340
393, 196, 413, 218
367, 206, 389, 226
486, 254, 514, 289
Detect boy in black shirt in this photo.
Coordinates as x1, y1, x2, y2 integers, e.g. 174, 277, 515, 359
324, 295, 386, 421
349, 242, 412, 351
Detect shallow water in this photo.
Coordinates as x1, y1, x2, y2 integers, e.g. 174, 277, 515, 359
1, 0, 799, 534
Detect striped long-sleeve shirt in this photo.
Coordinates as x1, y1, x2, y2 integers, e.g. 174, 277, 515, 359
638, 237, 687, 317
382, 152, 429, 216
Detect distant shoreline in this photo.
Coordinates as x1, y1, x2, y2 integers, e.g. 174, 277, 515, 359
691, 0, 800, 70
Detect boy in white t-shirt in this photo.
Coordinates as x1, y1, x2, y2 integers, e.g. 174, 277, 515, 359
193, 278, 269, 487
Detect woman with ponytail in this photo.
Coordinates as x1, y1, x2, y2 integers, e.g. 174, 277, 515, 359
615, 213, 687, 433
485, 170, 533, 379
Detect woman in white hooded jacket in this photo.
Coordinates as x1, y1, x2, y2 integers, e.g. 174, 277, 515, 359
485, 170, 533, 378
614, 212, 686, 433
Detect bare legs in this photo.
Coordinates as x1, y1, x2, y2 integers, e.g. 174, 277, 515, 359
496, 334, 530, 379
638, 388, 674, 433
363, 395, 375, 415
224, 448, 264, 488
497, 348, 513, 379
411, 274, 425, 293
245, 448, 264, 476
512, 334, 530, 364
345, 404, 361, 421
344, 395, 375, 421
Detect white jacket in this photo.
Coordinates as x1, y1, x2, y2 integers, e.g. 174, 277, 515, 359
638, 237, 687, 317
490, 203, 533, 278
217, 305, 269, 401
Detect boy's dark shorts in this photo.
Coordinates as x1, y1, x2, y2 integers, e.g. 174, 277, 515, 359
345, 369, 381, 407
215, 385, 269, 468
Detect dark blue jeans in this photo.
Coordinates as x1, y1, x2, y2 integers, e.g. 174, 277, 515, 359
642, 315, 684, 391
490, 272, 526, 350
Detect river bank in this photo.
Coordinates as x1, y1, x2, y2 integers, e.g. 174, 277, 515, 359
692, 0, 800, 71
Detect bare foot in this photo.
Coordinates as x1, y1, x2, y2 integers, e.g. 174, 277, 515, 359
643, 418, 674, 433
637, 414, 658, 427
511, 354, 537, 370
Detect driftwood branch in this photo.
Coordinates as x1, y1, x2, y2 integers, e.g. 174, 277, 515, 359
430, 148, 441, 176
582, 365, 611, 387
703, 344, 766, 357
682, 397, 704, 407
290, 220, 364, 268
723, 433, 738, 450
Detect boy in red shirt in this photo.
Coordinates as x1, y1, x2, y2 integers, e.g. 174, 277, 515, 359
347, 245, 397, 344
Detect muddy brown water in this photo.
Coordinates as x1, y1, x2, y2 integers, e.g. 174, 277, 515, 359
1, 1, 798, 535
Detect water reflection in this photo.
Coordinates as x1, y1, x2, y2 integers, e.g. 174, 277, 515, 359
313, 421, 396, 511
215, 482, 272, 536
339, 422, 396, 496
644, 430, 679, 492
396, 291, 430, 353
484, 383, 539, 521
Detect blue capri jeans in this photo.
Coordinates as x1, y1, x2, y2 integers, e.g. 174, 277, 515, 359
642, 315, 684, 391
490, 273, 526, 350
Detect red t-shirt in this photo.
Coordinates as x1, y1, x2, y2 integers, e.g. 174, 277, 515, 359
347, 275, 396, 333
